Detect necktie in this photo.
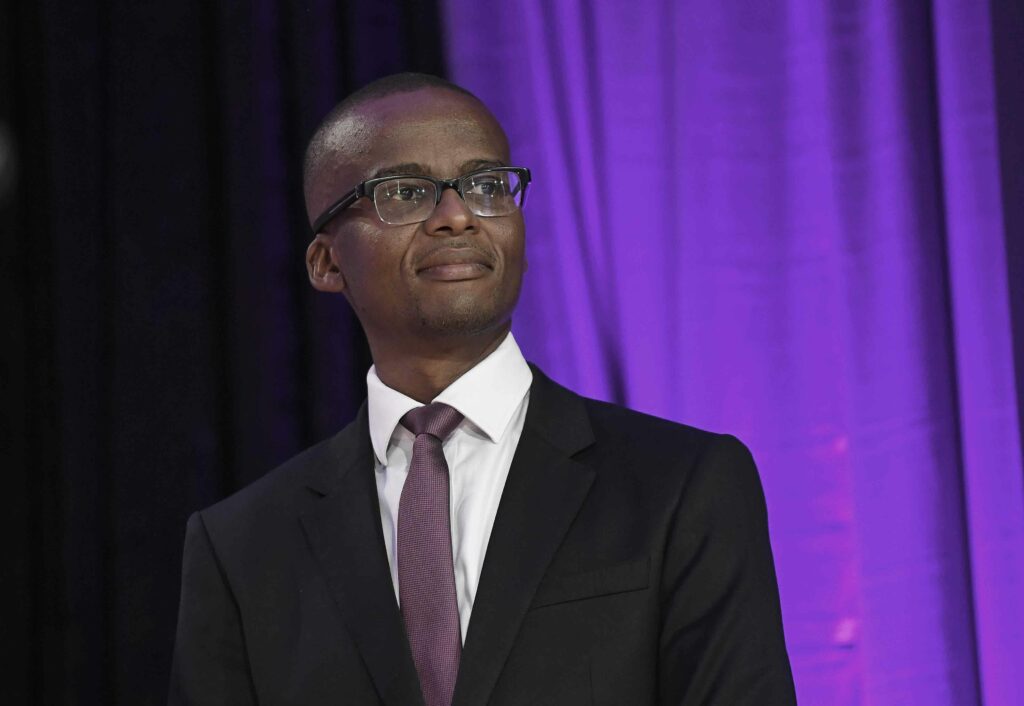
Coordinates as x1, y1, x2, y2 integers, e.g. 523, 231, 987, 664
398, 402, 464, 706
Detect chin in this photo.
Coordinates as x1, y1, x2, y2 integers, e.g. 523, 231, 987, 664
411, 281, 521, 337
419, 310, 503, 337
416, 297, 513, 338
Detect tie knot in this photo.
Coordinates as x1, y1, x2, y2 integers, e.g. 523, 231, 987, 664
400, 402, 464, 441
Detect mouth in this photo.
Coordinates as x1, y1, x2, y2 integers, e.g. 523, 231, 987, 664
415, 247, 494, 282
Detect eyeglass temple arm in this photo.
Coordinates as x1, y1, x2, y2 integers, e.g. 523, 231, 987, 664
516, 168, 531, 206
311, 186, 365, 234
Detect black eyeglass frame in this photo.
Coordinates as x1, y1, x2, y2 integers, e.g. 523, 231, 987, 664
311, 166, 532, 233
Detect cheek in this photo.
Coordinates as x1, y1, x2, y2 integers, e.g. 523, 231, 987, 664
337, 224, 415, 293
496, 219, 526, 270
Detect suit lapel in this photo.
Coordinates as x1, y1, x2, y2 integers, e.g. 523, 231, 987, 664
452, 368, 596, 706
299, 406, 425, 706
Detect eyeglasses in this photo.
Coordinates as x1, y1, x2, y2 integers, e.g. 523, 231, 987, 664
311, 166, 531, 232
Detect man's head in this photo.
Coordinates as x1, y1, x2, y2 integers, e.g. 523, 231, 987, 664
303, 73, 527, 354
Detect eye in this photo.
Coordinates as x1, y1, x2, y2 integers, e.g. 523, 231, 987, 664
466, 174, 508, 198
381, 179, 430, 202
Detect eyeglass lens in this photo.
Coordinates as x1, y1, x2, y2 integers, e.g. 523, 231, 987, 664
371, 170, 524, 225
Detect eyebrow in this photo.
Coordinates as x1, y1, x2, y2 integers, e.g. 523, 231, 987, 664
371, 163, 429, 179
459, 158, 507, 173
370, 158, 508, 180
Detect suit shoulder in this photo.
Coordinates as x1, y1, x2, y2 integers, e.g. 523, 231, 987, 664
528, 366, 750, 469
581, 395, 727, 452
575, 395, 760, 489
198, 426, 350, 532
575, 398, 763, 523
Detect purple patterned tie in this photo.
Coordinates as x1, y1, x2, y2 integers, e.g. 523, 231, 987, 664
398, 403, 464, 706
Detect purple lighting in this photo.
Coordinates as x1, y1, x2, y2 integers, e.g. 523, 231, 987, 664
443, 0, 1024, 704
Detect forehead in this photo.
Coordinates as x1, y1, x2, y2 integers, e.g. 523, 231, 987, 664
330, 89, 510, 179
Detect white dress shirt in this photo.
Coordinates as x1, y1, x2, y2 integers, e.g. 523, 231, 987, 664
366, 332, 533, 643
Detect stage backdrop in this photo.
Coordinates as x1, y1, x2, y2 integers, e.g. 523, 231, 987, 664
442, 0, 1024, 704
8, 0, 1023, 704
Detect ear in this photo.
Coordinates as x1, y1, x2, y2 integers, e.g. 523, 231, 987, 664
306, 233, 346, 293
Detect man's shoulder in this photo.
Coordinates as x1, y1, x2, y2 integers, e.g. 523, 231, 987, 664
578, 394, 748, 473
582, 394, 717, 444
531, 366, 728, 459
198, 408, 366, 533
533, 371, 762, 518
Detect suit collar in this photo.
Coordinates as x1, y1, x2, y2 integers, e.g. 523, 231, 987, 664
303, 364, 593, 490
300, 367, 596, 706
303, 401, 368, 497
452, 366, 596, 706
300, 403, 426, 706
521, 363, 595, 455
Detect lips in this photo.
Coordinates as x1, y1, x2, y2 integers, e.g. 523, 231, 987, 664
415, 247, 494, 281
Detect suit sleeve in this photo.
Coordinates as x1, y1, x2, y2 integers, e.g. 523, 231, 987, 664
168, 512, 258, 706
658, 434, 797, 705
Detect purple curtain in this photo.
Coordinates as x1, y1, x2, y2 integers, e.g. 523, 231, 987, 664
443, 1, 1024, 704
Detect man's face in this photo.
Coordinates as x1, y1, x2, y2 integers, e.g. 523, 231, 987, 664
305, 88, 526, 349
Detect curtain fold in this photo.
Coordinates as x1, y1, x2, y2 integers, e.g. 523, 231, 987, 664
9, 0, 1022, 703
933, 1, 1024, 703
443, 0, 1023, 703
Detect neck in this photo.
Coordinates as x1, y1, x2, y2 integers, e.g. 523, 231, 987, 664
370, 324, 511, 403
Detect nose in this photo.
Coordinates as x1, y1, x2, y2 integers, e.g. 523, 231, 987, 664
422, 187, 478, 237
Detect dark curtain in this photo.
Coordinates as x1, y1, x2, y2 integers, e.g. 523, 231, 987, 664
3, 1, 447, 704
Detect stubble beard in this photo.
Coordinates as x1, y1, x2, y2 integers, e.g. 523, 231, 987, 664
411, 281, 519, 339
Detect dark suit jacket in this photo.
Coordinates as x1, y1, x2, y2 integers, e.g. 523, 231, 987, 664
169, 366, 796, 705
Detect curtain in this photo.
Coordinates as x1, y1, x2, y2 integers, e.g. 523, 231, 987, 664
442, 0, 1024, 704
5, 1, 445, 703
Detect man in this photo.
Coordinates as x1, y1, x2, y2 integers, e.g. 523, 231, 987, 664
169, 72, 796, 705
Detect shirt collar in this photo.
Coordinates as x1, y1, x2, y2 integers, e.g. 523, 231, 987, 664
366, 332, 533, 465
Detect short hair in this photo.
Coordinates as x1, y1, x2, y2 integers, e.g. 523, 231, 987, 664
302, 73, 483, 197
